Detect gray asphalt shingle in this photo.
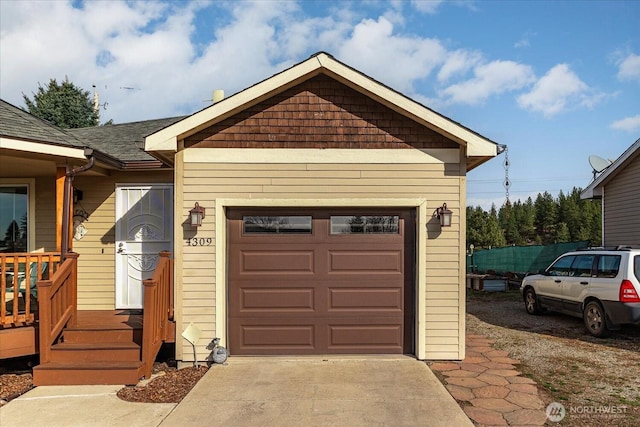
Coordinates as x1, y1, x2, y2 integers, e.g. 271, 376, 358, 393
67, 116, 186, 162
0, 99, 84, 147
1, 98, 185, 164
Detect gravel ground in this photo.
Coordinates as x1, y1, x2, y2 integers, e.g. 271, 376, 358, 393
467, 289, 640, 426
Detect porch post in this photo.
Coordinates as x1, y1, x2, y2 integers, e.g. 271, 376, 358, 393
55, 166, 66, 252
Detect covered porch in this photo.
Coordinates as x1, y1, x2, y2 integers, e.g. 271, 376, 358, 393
0, 251, 175, 385
1, 99, 179, 384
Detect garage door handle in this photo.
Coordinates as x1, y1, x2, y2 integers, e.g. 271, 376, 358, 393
554, 280, 561, 283
580, 281, 588, 285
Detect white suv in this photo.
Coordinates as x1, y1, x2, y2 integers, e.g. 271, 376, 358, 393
520, 247, 640, 337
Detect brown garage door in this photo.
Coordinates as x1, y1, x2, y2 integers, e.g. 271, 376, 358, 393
227, 208, 414, 355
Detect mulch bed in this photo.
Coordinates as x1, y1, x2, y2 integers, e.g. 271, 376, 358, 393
0, 357, 209, 405
117, 365, 209, 403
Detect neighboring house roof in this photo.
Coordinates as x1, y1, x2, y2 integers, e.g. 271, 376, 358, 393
145, 52, 498, 170
581, 138, 640, 199
68, 116, 185, 163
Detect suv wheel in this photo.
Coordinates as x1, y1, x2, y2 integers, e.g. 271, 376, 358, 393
524, 288, 541, 315
584, 301, 610, 338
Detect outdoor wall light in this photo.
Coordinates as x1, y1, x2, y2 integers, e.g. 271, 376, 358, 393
436, 203, 453, 227
189, 202, 206, 227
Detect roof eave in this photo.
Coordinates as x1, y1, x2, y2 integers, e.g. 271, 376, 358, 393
316, 54, 498, 156
144, 56, 323, 153
580, 137, 640, 200
0, 135, 87, 159
466, 155, 496, 172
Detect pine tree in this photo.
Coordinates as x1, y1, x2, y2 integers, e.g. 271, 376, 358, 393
22, 77, 99, 128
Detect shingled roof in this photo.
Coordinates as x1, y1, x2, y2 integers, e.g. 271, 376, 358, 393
1, 98, 185, 166
68, 116, 185, 162
0, 99, 84, 147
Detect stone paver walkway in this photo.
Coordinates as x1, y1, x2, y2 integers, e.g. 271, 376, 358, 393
430, 334, 548, 426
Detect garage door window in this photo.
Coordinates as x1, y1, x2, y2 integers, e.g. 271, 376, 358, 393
330, 215, 399, 234
243, 216, 312, 234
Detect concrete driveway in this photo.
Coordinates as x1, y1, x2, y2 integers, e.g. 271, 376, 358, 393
160, 356, 472, 427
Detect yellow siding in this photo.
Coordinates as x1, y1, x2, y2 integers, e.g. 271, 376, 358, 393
179, 150, 465, 362
34, 177, 56, 251
72, 171, 173, 309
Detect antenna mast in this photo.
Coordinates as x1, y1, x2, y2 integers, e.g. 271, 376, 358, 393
92, 85, 99, 116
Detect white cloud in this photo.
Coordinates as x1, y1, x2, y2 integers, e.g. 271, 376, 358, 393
610, 114, 640, 133
517, 64, 603, 117
0, 0, 624, 127
617, 53, 640, 82
0, 1, 207, 122
440, 60, 536, 105
0, 1, 452, 121
411, 0, 443, 14
437, 49, 482, 83
514, 31, 536, 49
337, 16, 447, 94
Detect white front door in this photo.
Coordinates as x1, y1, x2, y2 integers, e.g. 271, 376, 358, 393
115, 185, 173, 309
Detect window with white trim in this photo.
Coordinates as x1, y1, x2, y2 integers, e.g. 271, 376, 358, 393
0, 185, 29, 253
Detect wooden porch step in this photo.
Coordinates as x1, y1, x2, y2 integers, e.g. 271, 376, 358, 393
63, 310, 143, 344
63, 327, 142, 344
33, 361, 145, 386
49, 342, 141, 362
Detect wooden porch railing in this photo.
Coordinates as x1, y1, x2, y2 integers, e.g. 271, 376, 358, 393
1, 252, 62, 326
141, 251, 173, 378
37, 253, 78, 364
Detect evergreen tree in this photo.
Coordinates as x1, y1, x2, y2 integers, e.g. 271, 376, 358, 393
556, 222, 570, 243
467, 205, 505, 249
518, 198, 536, 243
534, 192, 558, 244
499, 201, 521, 245
23, 77, 99, 128
467, 188, 601, 249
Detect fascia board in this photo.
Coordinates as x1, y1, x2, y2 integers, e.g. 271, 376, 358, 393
316, 54, 498, 158
145, 57, 323, 153
144, 51, 497, 159
581, 138, 640, 200
0, 136, 86, 159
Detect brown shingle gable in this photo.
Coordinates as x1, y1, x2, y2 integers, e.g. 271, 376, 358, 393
185, 76, 458, 150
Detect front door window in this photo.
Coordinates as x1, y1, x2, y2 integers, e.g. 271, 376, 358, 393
0, 186, 28, 253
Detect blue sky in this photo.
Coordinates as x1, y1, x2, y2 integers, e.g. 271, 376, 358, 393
1, 0, 638, 209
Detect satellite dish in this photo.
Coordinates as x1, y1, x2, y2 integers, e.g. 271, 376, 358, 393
589, 155, 612, 180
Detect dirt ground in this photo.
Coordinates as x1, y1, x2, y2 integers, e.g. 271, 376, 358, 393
466, 289, 640, 426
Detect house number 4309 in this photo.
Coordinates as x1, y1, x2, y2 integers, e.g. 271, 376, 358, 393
186, 237, 212, 246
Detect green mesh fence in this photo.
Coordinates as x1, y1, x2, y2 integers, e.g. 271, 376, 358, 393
469, 241, 590, 276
